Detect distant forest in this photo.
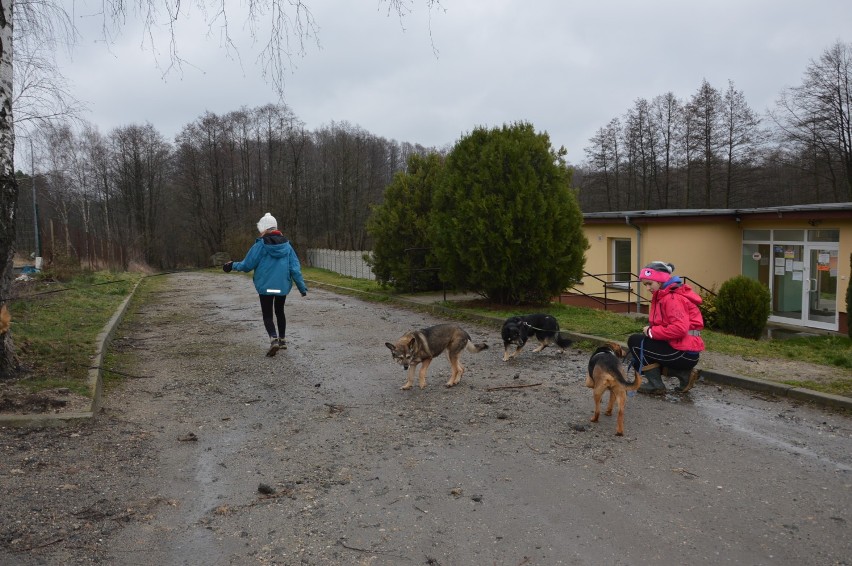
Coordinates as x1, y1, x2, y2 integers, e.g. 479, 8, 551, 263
576, 41, 852, 212
17, 109, 432, 269
14, 41, 852, 270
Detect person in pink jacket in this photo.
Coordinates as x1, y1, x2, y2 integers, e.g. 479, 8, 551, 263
627, 261, 705, 394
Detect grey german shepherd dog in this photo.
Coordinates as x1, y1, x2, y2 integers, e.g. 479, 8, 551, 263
385, 323, 489, 390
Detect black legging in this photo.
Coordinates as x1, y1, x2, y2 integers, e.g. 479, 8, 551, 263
259, 294, 287, 338
627, 333, 699, 371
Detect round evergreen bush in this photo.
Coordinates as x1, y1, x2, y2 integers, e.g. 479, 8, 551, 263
365, 153, 445, 292
716, 276, 771, 339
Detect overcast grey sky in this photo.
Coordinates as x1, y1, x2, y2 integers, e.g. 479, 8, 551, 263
57, 0, 852, 165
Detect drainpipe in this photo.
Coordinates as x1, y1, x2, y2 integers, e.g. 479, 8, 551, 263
625, 216, 642, 311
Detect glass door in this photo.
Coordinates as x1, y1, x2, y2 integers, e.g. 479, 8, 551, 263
771, 243, 804, 323
745, 229, 839, 332
805, 246, 839, 329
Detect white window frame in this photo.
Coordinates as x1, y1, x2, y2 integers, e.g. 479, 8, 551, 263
610, 238, 632, 288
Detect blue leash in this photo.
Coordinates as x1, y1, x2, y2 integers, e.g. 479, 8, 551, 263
626, 337, 647, 398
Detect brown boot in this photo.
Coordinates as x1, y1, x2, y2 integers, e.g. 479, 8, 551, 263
665, 367, 700, 392
677, 368, 700, 393
638, 363, 665, 395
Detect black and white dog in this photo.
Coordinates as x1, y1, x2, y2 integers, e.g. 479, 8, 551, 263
501, 314, 573, 361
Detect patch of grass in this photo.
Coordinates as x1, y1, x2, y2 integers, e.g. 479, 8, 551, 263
9, 271, 142, 395
774, 335, 852, 368
303, 267, 386, 294
457, 301, 645, 339
698, 330, 852, 367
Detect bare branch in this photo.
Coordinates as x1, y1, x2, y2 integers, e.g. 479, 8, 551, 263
13, 0, 84, 135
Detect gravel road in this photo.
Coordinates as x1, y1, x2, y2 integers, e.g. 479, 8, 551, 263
1, 271, 850, 566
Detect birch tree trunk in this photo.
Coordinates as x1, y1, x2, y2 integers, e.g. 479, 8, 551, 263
0, 0, 19, 376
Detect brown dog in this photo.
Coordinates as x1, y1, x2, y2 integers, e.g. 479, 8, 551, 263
385, 323, 489, 390
585, 343, 641, 436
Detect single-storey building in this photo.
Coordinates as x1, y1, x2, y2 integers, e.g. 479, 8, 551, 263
573, 203, 852, 334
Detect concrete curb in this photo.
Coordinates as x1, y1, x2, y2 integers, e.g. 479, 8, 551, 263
0, 278, 143, 428
88, 278, 143, 413
308, 279, 852, 412
699, 369, 852, 410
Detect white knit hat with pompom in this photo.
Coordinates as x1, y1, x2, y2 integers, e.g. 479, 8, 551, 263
256, 212, 277, 233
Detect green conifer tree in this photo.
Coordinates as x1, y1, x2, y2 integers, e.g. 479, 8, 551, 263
430, 122, 588, 304
365, 153, 444, 291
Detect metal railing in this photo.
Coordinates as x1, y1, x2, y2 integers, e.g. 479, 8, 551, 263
561, 271, 714, 313
302, 253, 716, 313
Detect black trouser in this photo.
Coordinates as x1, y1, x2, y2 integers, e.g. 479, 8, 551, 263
259, 294, 287, 338
627, 333, 699, 371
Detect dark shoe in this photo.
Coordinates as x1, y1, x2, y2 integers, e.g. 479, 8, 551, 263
671, 368, 700, 392
266, 338, 280, 357
638, 363, 666, 395
279, 337, 287, 350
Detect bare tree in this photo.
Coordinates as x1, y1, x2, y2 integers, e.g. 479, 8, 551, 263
65, 125, 104, 269
254, 103, 299, 214
687, 80, 723, 207
12, 14, 83, 132
0, 11, 16, 383
177, 111, 250, 257
771, 40, 852, 202
650, 92, 683, 208
623, 99, 652, 208
620, 109, 640, 210
38, 124, 76, 258
109, 123, 170, 265
78, 124, 118, 267
282, 115, 310, 243
719, 80, 764, 207
581, 127, 609, 211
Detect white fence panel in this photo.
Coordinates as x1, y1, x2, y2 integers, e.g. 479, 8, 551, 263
307, 249, 376, 280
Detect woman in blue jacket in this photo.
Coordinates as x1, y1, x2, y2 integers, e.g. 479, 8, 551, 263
223, 213, 308, 356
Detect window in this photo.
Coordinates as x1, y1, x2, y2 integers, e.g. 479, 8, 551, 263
743, 229, 770, 241
612, 239, 632, 286
774, 229, 804, 242
808, 229, 839, 243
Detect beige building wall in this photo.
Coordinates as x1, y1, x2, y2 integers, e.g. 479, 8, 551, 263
583, 224, 635, 275
580, 213, 851, 325
581, 219, 741, 303
638, 221, 741, 296
841, 221, 851, 308
582, 224, 636, 303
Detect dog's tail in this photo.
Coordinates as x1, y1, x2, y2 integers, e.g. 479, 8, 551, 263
620, 368, 642, 391
466, 340, 489, 353
556, 333, 573, 349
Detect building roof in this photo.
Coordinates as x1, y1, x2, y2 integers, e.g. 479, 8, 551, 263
583, 202, 852, 223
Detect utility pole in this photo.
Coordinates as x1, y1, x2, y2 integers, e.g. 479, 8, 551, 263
30, 137, 42, 268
